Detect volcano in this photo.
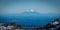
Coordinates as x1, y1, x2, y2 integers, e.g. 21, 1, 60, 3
20, 11, 40, 16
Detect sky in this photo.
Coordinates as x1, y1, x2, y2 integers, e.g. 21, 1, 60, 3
0, 0, 60, 15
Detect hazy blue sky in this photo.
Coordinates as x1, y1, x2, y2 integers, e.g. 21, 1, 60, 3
0, 0, 60, 15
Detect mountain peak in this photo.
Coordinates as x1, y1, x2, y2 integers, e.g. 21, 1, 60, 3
20, 11, 40, 16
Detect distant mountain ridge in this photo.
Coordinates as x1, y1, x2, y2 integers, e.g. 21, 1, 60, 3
0, 11, 60, 17
20, 11, 40, 16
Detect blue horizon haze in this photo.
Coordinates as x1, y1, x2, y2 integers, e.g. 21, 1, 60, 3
0, 0, 60, 28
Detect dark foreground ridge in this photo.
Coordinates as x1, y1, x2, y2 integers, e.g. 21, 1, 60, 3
0, 18, 60, 30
